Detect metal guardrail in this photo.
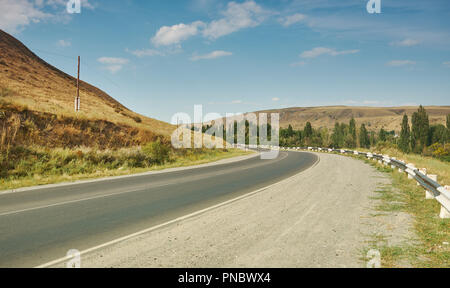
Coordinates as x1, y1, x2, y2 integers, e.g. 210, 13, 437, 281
283, 146, 450, 219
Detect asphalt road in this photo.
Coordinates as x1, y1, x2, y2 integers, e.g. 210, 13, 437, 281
0, 151, 318, 267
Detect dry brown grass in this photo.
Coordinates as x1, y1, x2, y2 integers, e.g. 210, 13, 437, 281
0, 101, 165, 149
231, 106, 450, 132
0, 146, 251, 191
371, 146, 450, 186
0, 29, 174, 137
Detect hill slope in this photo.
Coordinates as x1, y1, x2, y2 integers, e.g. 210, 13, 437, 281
238, 106, 450, 132
0, 29, 174, 138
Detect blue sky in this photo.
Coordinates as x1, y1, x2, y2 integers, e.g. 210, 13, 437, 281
1, 0, 450, 123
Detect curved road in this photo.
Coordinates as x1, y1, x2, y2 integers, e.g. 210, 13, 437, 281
0, 151, 317, 267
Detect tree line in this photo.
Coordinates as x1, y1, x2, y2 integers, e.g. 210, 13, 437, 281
200, 106, 449, 161
279, 106, 450, 161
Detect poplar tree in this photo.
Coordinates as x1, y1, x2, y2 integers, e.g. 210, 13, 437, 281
398, 114, 411, 153
304, 122, 313, 138
411, 105, 430, 153
348, 118, 357, 148
359, 124, 370, 148
446, 114, 450, 143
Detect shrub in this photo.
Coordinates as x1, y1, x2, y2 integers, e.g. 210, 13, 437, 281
142, 139, 170, 164
425, 143, 450, 162
375, 141, 397, 153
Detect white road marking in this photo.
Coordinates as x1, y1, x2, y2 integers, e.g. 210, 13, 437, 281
35, 152, 319, 268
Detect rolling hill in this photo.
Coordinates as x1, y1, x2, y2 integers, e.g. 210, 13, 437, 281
217, 106, 450, 132
0, 29, 174, 145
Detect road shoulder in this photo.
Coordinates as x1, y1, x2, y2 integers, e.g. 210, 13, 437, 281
69, 152, 413, 268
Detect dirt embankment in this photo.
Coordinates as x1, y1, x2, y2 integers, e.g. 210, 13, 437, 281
0, 102, 163, 149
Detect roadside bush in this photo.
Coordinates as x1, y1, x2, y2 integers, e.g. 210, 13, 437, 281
424, 143, 450, 162
142, 139, 171, 164
375, 141, 397, 153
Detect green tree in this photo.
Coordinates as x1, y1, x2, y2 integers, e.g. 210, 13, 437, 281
430, 124, 447, 145
287, 124, 294, 137
446, 114, 450, 144
378, 128, 387, 142
348, 118, 357, 148
304, 122, 313, 138
370, 131, 377, 146
411, 105, 430, 153
359, 124, 370, 148
398, 114, 411, 153
331, 122, 343, 148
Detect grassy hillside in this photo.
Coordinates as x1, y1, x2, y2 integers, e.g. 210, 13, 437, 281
0, 30, 254, 190
0, 29, 174, 137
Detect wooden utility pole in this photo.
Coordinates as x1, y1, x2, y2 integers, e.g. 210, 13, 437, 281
75, 56, 80, 112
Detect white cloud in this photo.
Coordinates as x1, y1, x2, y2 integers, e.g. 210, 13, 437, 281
363, 100, 381, 105
278, 13, 306, 27
443, 61, 450, 68
103, 65, 123, 74
0, 0, 95, 33
149, 1, 270, 47
151, 21, 205, 46
300, 47, 359, 58
190, 50, 232, 61
272, 97, 280, 101
231, 100, 243, 104
202, 1, 269, 40
127, 48, 163, 57
386, 60, 416, 67
57, 39, 71, 47
97, 57, 129, 74
98, 57, 129, 65
390, 38, 421, 47
45, 0, 95, 10
290, 61, 306, 67
0, 0, 51, 33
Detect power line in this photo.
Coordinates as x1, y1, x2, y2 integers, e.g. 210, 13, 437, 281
33, 48, 121, 89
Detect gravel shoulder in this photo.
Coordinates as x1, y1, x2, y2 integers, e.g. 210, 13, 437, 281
77, 152, 410, 268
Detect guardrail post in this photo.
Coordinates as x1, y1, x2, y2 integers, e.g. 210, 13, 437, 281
440, 186, 450, 219
406, 163, 416, 179
397, 160, 404, 172
426, 174, 437, 199
390, 157, 396, 169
